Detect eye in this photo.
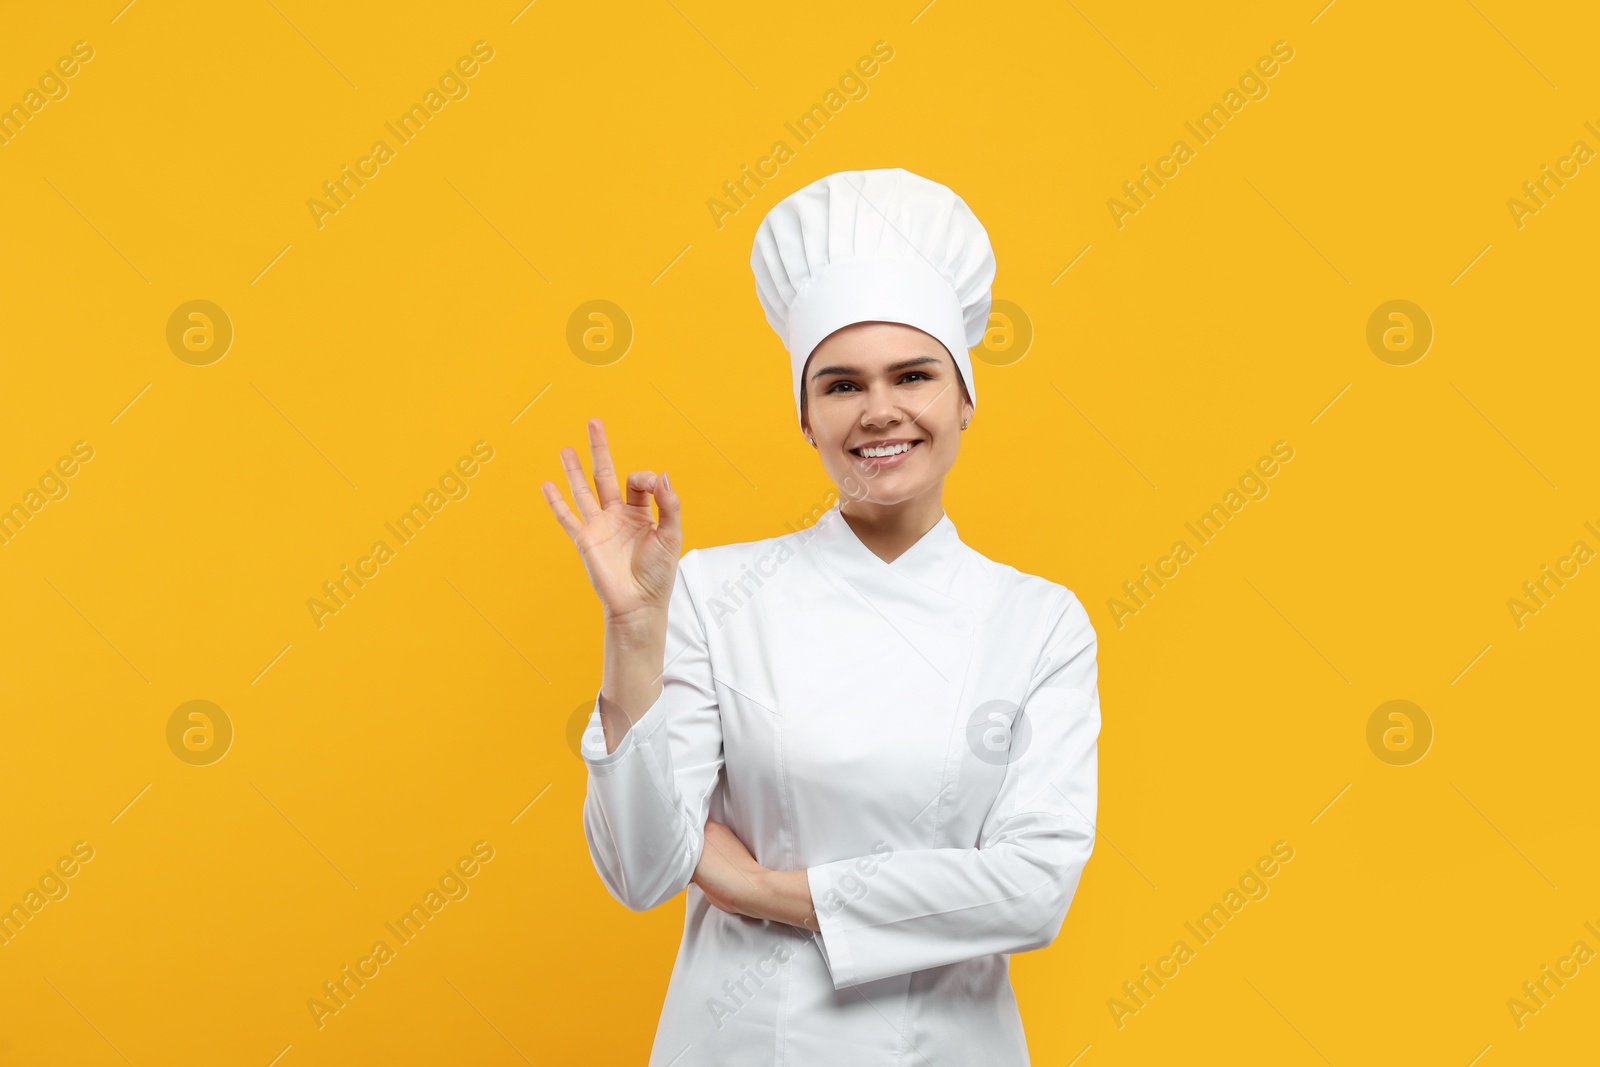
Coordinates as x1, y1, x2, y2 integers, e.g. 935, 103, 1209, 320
900, 371, 932, 383
824, 380, 858, 393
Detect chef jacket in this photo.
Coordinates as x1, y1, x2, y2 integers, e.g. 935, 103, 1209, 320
581, 498, 1100, 1065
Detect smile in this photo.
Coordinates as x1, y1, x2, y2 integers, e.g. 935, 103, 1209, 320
849, 440, 922, 468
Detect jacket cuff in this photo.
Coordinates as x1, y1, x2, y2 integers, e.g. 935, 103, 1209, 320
806, 863, 857, 989
580, 690, 668, 774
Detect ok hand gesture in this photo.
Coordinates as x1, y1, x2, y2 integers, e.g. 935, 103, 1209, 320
541, 417, 682, 626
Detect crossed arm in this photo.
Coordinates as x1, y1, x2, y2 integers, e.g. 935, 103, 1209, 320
692, 819, 819, 932
581, 560, 1100, 989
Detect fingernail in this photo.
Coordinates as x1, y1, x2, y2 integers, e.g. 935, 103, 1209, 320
662, 471, 671, 492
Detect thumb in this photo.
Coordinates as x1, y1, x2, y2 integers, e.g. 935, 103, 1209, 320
653, 469, 682, 548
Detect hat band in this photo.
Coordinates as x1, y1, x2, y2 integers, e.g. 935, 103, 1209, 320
786, 254, 975, 423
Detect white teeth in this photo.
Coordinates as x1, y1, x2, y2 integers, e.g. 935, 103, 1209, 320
857, 442, 914, 458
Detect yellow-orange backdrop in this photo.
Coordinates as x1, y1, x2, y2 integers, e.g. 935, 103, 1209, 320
1, 1, 1596, 1064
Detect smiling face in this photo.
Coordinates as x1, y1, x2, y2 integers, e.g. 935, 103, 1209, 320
800, 320, 973, 510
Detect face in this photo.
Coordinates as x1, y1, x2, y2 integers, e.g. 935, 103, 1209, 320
800, 321, 973, 509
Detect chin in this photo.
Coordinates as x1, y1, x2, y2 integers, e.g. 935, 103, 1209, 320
838, 472, 936, 506
826, 441, 953, 505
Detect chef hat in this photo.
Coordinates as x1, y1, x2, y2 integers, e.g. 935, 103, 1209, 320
750, 167, 996, 425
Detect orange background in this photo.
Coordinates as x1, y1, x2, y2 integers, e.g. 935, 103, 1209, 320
1, 1, 1597, 1064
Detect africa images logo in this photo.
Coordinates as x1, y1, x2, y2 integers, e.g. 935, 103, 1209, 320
704, 40, 896, 230
306, 841, 496, 1029
306, 42, 496, 230
306, 441, 495, 629
1107, 441, 1295, 629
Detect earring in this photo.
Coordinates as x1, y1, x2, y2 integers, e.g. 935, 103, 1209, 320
961, 420, 968, 430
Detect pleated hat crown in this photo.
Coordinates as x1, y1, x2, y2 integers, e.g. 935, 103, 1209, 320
750, 168, 996, 424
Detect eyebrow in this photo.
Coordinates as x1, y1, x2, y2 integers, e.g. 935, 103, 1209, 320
810, 355, 943, 380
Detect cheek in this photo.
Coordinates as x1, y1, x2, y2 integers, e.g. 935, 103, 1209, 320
926, 428, 963, 467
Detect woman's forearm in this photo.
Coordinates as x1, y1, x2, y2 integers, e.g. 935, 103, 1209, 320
744, 868, 819, 932
597, 611, 668, 755
693, 821, 819, 931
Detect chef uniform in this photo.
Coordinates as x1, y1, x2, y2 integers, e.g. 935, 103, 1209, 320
581, 168, 1101, 1066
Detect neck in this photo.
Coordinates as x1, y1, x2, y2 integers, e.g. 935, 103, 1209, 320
838, 489, 946, 565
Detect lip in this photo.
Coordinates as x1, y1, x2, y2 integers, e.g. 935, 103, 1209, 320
850, 437, 921, 451
849, 439, 923, 470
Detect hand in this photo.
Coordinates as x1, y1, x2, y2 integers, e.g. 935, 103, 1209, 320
692, 821, 820, 932
692, 819, 768, 918
541, 417, 682, 624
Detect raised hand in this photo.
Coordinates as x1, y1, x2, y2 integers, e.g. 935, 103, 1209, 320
541, 417, 682, 626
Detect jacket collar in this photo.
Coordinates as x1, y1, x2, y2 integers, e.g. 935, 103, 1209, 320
791, 499, 983, 689
800, 498, 974, 616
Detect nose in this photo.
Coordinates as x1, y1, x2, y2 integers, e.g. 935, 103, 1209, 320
860, 381, 905, 429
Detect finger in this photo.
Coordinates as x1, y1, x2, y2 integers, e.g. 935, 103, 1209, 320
625, 470, 656, 508
540, 480, 583, 541
559, 444, 603, 522
588, 417, 623, 509
653, 468, 682, 550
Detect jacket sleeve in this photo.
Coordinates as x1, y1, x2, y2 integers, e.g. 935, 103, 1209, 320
580, 548, 725, 912
804, 589, 1100, 989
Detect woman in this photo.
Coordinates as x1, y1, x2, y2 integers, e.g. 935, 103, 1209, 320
542, 169, 1100, 1065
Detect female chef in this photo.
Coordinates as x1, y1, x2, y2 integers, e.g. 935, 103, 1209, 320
541, 168, 1101, 1065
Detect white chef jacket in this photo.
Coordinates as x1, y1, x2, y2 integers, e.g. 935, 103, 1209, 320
580, 498, 1100, 1065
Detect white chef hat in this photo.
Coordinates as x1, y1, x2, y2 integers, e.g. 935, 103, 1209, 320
750, 167, 996, 425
